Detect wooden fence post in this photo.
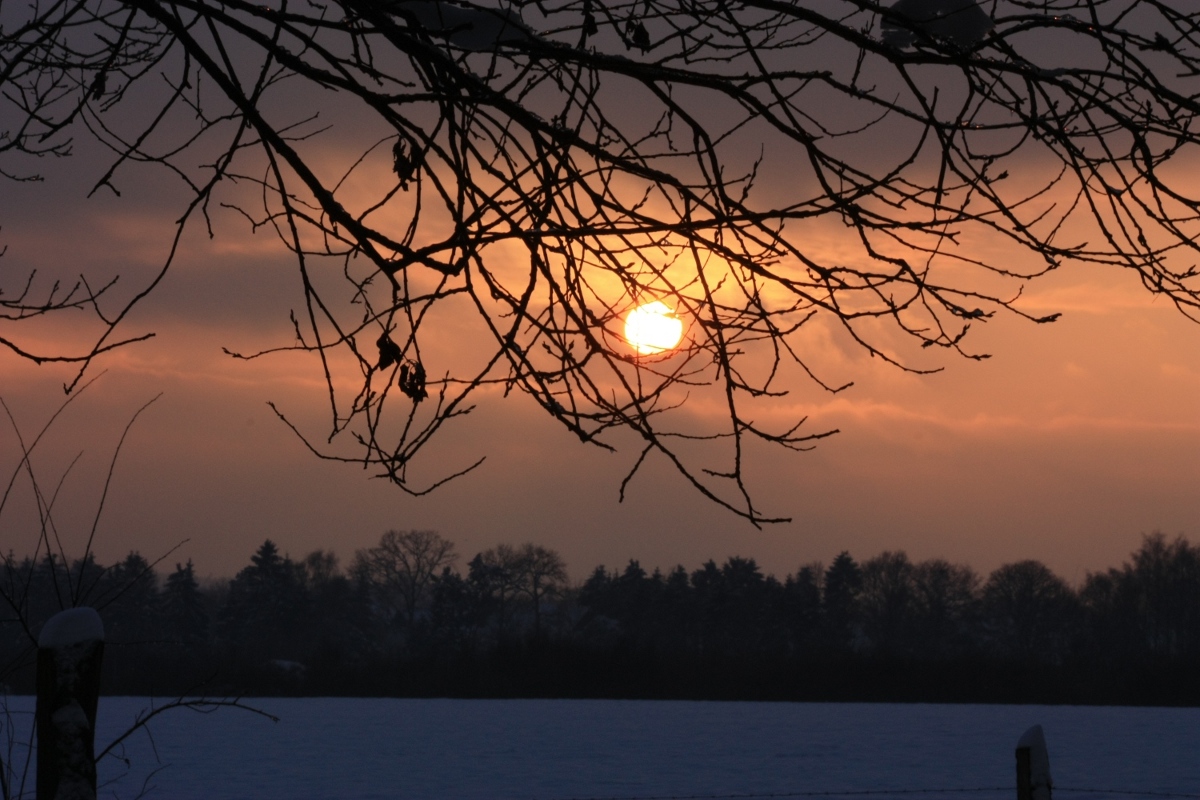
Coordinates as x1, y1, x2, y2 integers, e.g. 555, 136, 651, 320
36, 608, 105, 800
1015, 724, 1053, 800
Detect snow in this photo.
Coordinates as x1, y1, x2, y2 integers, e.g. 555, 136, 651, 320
881, 0, 993, 49
37, 607, 104, 649
395, 1, 535, 51
2, 699, 1198, 800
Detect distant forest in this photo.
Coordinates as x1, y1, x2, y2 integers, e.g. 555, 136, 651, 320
3, 532, 1199, 705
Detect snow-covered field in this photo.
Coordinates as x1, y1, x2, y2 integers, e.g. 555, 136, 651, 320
3, 698, 1198, 800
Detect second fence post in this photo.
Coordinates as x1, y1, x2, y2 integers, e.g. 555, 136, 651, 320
1016, 724, 1053, 800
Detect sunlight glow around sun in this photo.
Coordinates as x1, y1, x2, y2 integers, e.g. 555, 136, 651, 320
625, 301, 684, 355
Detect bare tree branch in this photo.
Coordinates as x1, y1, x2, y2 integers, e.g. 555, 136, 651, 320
2, 0, 1198, 522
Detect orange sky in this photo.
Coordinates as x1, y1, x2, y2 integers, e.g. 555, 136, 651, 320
2, 167, 1196, 585
2, 28, 1199, 584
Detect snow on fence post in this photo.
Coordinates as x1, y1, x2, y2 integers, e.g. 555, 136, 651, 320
36, 607, 105, 800
1015, 725, 1053, 800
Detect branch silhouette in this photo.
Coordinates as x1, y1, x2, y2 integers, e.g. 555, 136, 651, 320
2, 0, 1198, 521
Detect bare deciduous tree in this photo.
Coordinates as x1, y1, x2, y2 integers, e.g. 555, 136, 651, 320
911, 558, 979, 656
352, 529, 457, 627
514, 542, 567, 636
982, 559, 1077, 662
2, 0, 1199, 522
469, 543, 525, 634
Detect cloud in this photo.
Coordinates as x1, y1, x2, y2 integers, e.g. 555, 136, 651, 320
3, 28, 1199, 586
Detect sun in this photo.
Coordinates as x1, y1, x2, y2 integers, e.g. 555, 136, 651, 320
624, 301, 684, 355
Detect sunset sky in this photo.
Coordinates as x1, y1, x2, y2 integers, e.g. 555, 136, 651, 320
2, 9, 1198, 585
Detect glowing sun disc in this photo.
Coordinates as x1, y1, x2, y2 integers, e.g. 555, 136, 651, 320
625, 301, 683, 355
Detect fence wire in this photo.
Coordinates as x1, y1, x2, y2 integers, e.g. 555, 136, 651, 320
542, 788, 1012, 800
1059, 790, 1200, 800
542, 786, 1200, 800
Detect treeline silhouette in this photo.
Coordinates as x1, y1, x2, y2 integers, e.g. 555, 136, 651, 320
3, 532, 1198, 705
